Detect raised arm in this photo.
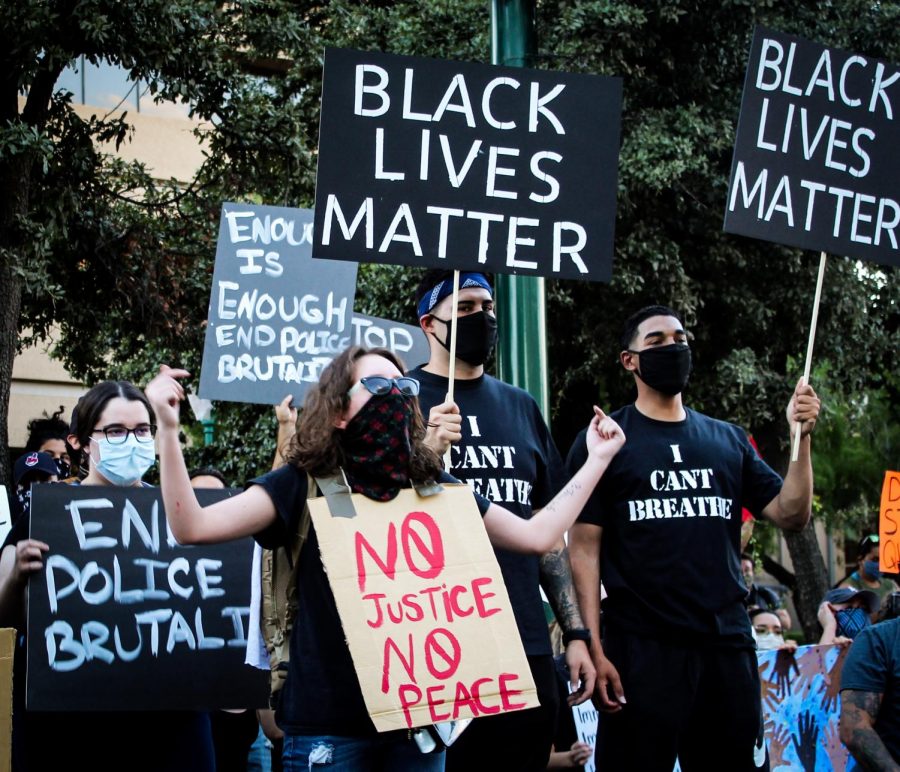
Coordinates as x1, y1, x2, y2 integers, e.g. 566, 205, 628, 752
145, 365, 278, 544
483, 408, 624, 555
272, 394, 297, 470
761, 378, 820, 530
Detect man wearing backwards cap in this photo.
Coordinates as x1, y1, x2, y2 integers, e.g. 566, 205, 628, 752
411, 269, 595, 772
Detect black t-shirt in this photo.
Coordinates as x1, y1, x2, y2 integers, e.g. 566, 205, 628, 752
250, 464, 490, 736
840, 617, 900, 763
412, 367, 567, 655
567, 405, 783, 646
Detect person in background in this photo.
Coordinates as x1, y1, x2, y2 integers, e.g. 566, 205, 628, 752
0, 380, 215, 772
741, 553, 781, 612
24, 407, 71, 478
839, 535, 899, 614
749, 609, 797, 652
9, 451, 59, 523
819, 588, 879, 645
839, 614, 900, 770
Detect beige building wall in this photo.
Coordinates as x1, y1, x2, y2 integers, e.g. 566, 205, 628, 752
9, 98, 206, 452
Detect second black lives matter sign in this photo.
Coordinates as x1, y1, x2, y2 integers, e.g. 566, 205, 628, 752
313, 47, 622, 282
725, 26, 900, 267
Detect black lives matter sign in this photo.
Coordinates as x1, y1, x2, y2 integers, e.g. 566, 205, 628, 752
725, 27, 900, 267
314, 48, 622, 282
27, 485, 268, 711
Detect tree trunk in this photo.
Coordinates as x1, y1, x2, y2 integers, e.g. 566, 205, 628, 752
783, 525, 830, 642
756, 420, 830, 643
0, 152, 31, 489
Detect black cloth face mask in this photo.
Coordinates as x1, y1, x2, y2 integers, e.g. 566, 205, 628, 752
431, 311, 498, 366
340, 391, 413, 502
630, 343, 692, 396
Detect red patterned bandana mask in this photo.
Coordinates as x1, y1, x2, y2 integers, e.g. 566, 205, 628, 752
340, 392, 413, 501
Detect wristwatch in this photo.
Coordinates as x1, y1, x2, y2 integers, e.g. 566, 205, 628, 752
562, 628, 592, 647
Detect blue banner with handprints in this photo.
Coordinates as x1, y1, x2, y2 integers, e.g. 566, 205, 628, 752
758, 643, 850, 771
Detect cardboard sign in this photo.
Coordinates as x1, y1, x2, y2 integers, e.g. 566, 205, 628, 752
313, 47, 622, 282
725, 27, 900, 267
880, 470, 900, 573
27, 485, 268, 711
199, 203, 359, 406
308, 483, 538, 731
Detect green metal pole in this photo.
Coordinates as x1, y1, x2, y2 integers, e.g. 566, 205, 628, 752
490, 0, 550, 420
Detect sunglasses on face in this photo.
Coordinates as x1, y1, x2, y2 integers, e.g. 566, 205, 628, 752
347, 376, 420, 398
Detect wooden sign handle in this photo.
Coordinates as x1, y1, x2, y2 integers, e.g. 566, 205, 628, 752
791, 252, 827, 462
443, 270, 461, 469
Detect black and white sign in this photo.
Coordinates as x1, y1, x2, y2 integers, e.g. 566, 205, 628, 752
351, 312, 430, 371
199, 203, 359, 406
313, 47, 622, 282
27, 485, 268, 711
725, 27, 900, 267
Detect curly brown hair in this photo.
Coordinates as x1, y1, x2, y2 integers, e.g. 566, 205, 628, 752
286, 346, 442, 481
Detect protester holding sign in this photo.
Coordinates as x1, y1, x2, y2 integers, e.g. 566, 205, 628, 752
567, 305, 821, 772
0, 380, 215, 772
145, 346, 624, 772
411, 269, 593, 772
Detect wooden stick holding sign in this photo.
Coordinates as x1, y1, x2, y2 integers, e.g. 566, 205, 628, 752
443, 270, 461, 469
791, 252, 826, 462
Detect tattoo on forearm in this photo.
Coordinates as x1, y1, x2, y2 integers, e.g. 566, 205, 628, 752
541, 481, 584, 517
540, 545, 585, 631
841, 691, 898, 771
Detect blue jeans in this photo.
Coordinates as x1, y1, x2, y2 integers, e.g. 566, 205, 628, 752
283, 732, 445, 772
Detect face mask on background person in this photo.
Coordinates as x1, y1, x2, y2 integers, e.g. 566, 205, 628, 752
431, 311, 498, 367
755, 632, 786, 651
863, 560, 882, 580
630, 343, 692, 396
55, 457, 71, 479
93, 435, 156, 486
835, 607, 870, 639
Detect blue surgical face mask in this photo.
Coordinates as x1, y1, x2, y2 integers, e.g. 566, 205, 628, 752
835, 607, 870, 639
863, 560, 882, 580
93, 436, 156, 486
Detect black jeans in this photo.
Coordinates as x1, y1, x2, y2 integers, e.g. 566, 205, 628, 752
597, 629, 766, 772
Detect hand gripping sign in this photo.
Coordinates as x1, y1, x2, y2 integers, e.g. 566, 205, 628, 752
308, 482, 538, 732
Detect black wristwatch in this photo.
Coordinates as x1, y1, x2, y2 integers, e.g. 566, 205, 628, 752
562, 628, 592, 647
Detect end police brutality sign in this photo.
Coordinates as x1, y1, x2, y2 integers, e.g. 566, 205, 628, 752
725, 27, 900, 267
313, 48, 622, 282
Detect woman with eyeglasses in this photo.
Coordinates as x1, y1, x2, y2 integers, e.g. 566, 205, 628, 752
145, 345, 625, 772
0, 380, 215, 772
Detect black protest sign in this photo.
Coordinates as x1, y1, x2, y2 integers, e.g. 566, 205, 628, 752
199, 203, 359, 406
725, 27, 900, 267
27, 485, 268, 711
350, 313, 430, 371
313, 47, 622, 282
